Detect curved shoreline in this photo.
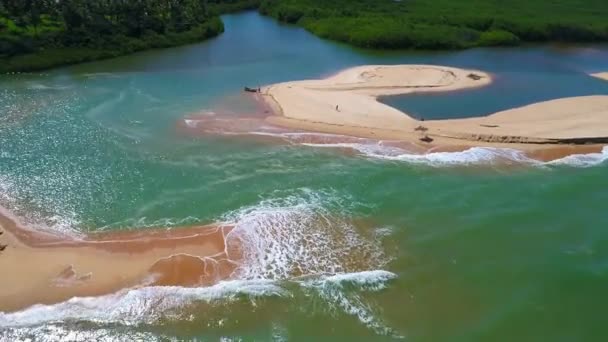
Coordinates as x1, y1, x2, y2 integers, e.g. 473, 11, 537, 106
259, 65, 608, 155
0, 207, 240, 312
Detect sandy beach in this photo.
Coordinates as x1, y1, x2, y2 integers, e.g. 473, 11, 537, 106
0, 208, 240, 312
592, 72, 608, 81
260, 65, 608, 156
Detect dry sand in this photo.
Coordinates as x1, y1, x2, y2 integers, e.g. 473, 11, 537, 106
0, 208, 241, 312
261, 65, 608, 155
591, 72, 608, 81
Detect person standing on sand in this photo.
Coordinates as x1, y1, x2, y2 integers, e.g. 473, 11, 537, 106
335, 105, 340, 111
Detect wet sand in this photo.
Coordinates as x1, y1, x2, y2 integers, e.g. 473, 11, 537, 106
177, 95, 605, 163
258, 65, 608, 155
0, 207, 241, 312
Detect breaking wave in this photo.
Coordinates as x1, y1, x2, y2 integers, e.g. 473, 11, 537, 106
0, 188, 398, 337
238, 131, 608, 168
544, 146, 608, 167
0, 175, 83, 238
0, 280, 287, 328
301, 141, 608, 168
221, 188, 386, 280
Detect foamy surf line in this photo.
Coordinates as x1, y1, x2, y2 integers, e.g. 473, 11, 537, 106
1, 188, 399, 336
243, 130, 608, 167
0, 175, 85, 239
301, 143, 608, 167
0, 271, 398, 334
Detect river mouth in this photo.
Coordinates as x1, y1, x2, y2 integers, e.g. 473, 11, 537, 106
2, 11, 608, 341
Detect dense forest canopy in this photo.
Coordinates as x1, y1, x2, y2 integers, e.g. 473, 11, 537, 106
259, 0, 608, 49
0, 0, 258, 71
0, 0, 236, 55
1, 0, 608, 72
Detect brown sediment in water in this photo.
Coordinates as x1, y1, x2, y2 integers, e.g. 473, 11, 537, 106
524, 145, 604, 162
0, 208, 242, 313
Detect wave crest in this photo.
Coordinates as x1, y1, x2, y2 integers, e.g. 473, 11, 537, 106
302, 140, 608, 168
1, 188, 398, 336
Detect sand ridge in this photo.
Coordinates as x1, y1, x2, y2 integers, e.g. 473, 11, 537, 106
261, 65, 608, 150
591, 72, 608, 81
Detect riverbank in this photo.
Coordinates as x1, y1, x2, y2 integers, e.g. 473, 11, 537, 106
259, 0, 608, 50
0, 207, 239, 312
0, 19, 224, 73
260, 64, 608, 156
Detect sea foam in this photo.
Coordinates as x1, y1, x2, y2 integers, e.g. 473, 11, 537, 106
0, 188, 398, 336
301, 140, 608, 168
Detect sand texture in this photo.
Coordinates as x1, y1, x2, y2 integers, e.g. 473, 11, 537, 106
0, 209, 240, 312
591, 72, 608, 81
262, 65, 608, 148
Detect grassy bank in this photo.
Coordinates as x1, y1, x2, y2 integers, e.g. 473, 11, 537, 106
259, 0, 608, 49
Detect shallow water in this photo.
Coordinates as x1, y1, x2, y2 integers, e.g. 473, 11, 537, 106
380, 47, 608, 119
1, 11, 608, 341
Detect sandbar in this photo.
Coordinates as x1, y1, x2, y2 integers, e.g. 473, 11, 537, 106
591, 72, 608, 81
260, 65, 608, 155
0, 207, 241, 312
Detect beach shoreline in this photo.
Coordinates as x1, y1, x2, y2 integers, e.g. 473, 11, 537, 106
258, 65, 608, 157
0, 206, 240, 313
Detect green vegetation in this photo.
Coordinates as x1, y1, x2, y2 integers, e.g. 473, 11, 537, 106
259, 0, 608, 49
3, 0, 608, 72
208, 0, 261, 14
0, 0, 259, 72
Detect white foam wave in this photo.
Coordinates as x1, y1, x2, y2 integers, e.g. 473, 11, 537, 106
26, 83, 72, 91
0, 188, 397, 336
546, 146, 608, 167
221, 188, 386, 280
1, 325, 166, 342
0, 280, 286, 328
302, 142, 411, 157
184, 119, 200, 128
302, 142, 608, 168
0, 271, 398, 336
0, 175, 83, 238
302, 270, 401, 338
216, 190, 397, 335
314, 270, 397, 290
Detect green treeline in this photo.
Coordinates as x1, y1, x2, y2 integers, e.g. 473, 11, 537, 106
0, 0, 259, 72
259, 0, 608, 49
3, 0, 608, 72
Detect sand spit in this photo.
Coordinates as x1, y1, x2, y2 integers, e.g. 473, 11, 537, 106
0, 208, 240, 312
260, 65, 608, 152
591, 72, 608, 81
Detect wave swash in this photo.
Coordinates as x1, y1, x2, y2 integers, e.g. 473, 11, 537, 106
271, 132, 608, 168
178, 111, 608, 169
0, 189, 401, 339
